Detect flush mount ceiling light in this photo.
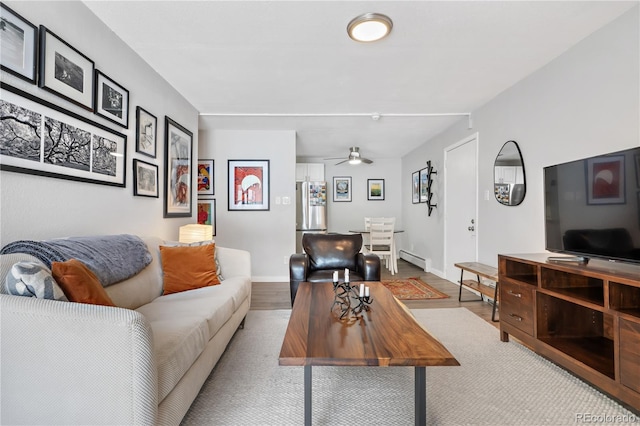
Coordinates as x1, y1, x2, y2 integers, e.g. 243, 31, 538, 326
347, 13, 393, 42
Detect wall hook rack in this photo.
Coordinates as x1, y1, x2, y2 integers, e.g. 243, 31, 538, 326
426, 160, 437, 216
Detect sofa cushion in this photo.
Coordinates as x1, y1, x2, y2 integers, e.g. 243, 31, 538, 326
51, 259, 116, 307
5, 261, 68, 301
139, 313, 209, 403
105, 236, 164, 310
160, 244, 221, 295
135, 285, 239, 402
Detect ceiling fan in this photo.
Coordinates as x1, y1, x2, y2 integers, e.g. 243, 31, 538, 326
324, 147, 373, 165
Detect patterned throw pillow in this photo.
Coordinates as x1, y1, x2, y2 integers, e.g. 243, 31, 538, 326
5, 261, 68, 301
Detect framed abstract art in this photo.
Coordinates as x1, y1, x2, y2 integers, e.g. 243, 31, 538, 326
164, 117, 193, 218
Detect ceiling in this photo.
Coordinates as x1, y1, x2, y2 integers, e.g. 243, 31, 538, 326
84, 1, 636, 162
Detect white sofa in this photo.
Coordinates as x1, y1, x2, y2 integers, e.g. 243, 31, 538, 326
0, 236, 252, 425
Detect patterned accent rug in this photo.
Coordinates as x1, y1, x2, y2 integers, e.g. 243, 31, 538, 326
380, 277, 449, 300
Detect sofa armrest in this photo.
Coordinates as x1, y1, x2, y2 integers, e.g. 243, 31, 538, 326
216, 246, 251, 279
0, 294, 158, 425
357, 253, 381, 282
289, 253, 308, 305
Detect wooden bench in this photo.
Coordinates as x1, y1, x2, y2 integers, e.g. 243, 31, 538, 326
454, 262, 499, 322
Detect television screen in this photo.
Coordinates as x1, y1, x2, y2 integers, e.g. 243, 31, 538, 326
544, 146, 640, 264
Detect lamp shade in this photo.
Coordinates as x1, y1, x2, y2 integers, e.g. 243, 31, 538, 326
179, 224, 213, 243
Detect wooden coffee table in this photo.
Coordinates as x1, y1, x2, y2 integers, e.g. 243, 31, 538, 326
279, 281, 459, 426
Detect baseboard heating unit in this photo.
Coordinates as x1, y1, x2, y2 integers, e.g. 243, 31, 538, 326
399, 250, 429, 271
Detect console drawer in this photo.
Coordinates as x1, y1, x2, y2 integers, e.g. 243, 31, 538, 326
500, 280, 535, 336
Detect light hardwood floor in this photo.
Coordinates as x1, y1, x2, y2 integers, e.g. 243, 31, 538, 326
251, 259, 499, 327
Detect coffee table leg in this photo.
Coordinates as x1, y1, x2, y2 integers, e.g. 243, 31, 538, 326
415, 366, 426, 426
304, 365, 312, 426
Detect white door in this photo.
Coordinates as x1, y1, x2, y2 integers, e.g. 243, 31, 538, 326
444, 135, 478, 282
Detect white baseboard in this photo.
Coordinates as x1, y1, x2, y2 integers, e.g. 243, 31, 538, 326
399, 250, 430, 272
251, 275, 289, 283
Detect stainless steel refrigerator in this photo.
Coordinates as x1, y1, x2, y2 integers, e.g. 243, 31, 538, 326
296, 181, 327, 253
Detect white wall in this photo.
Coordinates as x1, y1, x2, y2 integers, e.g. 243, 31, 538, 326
300, 157, 403, 234
402, 6, 640, 277
198, 127, 296, 281
0, 1, 199, 245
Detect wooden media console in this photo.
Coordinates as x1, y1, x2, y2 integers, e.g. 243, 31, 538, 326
498, 253, 640, 413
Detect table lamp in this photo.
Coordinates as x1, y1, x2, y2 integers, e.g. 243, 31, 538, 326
179, 224, 213, 243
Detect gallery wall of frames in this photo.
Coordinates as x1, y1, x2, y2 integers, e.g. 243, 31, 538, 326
0, 3, 199, 223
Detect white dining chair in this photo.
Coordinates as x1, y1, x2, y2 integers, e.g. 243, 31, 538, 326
363, 217, 372, 248
364, 217, 397, 275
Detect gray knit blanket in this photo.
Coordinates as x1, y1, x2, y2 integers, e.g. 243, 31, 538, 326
0, 234, 152, 287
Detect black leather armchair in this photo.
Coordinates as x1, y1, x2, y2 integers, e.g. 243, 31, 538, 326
289, 233, 381, 305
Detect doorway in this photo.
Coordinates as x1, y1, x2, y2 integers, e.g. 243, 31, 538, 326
444, 134, 478, 282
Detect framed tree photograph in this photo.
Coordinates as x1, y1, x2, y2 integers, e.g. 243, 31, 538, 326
94, 70, 129, 128
164, 117, 193, 218
333, 176, 352, 202
38, 25, 94, 111
367, 179, 385, 201
198, 199, 216, 236
198, 159, 214, 196
412, 170, 420, 204
0, 83, 126, 187
585, 155, 625, 205
133, 159, 159, 198
0, 3, 38, 83
419, 167, 429, 203
135, 106, 157, 158
228, 159, 270, 211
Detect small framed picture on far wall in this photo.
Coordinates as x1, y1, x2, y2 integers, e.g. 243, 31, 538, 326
333, 176, 352, 202
367, 179, 385, 201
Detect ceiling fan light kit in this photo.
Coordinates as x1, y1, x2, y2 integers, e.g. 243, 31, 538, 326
326, 147, 373, 166
347, 13, 393, 42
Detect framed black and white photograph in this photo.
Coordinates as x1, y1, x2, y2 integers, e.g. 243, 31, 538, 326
198, 199, 216, 236
198, 159, 214, 196
94, 70, 129, 128
0, 83, 126, 187
164, 117, 193, 218
228, 159, 270, 211
133, 159, 159, 198
0, 3, 38, 83
412, 170, 420, 204
333, 176, 352, 202
419, 167, 429, 203
367, 179, 385, 201
136, 106, 157, 158
38, 26, 94, 111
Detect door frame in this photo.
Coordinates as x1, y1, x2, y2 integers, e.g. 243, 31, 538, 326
443, 132, 479, 280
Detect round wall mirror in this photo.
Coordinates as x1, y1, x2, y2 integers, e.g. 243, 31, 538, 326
494, 140, 526, 206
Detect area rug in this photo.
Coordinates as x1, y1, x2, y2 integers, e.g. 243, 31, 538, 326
380, 276, 449, 300
181, 308, 633, 425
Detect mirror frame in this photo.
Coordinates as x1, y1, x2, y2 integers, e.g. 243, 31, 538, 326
494, 140, 526, 206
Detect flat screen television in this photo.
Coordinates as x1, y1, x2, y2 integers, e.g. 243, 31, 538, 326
544, 146, 640, 264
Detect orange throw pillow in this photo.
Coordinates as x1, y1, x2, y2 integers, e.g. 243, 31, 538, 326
159, 243, 220, 295
51, 259, 116, 307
